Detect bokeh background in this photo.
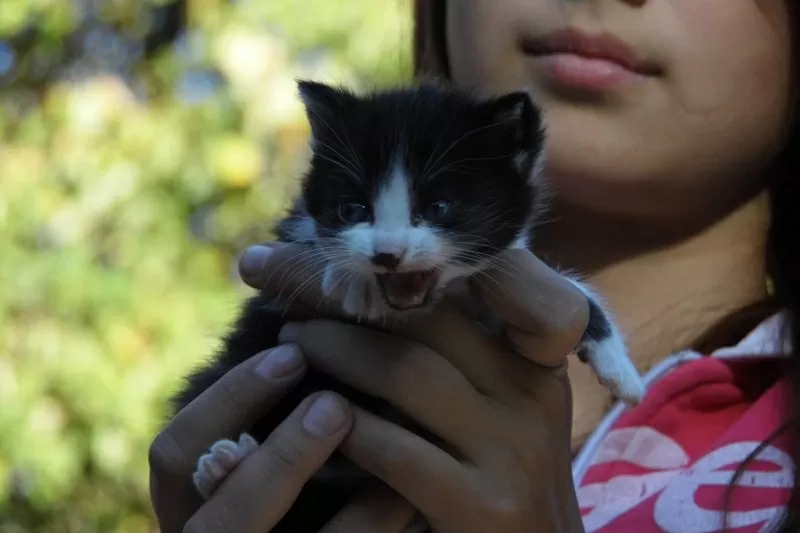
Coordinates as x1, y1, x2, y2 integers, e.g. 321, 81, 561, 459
0, 1, 411, 531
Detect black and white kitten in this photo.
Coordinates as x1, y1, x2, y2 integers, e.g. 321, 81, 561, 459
172, 81, 644, 532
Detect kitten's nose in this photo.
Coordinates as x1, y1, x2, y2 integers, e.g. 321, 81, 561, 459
371, 252, 404, 270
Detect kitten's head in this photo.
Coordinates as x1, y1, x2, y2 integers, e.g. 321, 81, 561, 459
292, 81, 546, 314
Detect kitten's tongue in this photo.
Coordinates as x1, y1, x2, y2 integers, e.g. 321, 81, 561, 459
376, 271, 438, 310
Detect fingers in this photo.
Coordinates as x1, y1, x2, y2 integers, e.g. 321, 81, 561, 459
474, 248, 589, 367
149, 345, 306, 532
395, 299, 524, 398
186, 392, 353, 533
320, 482, 417, 533
341, 406, 470, 526
279, 320, 493, 458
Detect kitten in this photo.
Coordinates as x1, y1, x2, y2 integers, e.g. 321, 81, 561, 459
172, 81, 644, 532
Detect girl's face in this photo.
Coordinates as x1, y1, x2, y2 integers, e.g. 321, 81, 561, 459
446, 0, 793, 222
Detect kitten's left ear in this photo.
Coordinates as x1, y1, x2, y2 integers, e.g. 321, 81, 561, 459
490, 91, 544, 173
297, 80, 355, 138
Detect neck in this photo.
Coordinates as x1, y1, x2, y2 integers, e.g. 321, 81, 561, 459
535, 192, 771, 372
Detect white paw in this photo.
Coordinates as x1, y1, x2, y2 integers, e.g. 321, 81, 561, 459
580, 336, 645, 406
193, 433, 259, 500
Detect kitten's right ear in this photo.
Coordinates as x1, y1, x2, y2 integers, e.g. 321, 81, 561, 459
489, 90, 539, 145
488, 90, 545, 175
297, 80, 354, 137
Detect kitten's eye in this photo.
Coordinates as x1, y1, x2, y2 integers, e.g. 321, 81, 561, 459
425, 200, 453, 222
338, 201, 370, 224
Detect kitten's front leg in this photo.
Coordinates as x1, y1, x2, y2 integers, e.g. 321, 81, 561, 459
193, 433, 259, 499
577, 327, 644, 405
566, 277, 645, 405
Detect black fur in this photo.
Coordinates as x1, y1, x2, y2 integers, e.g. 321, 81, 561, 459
584, 297, 612, 342
171, 81, 547, 532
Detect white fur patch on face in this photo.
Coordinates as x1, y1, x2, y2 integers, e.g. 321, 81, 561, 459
340, 160, 442, 271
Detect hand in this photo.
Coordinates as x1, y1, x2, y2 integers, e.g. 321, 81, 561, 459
148, 343, 417, 533
240, 243, 588, 533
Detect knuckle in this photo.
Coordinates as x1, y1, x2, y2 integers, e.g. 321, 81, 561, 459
467, 479, 528, 531
482, 493, 525, 531
267, 438, 307, 478
182, 517, 207, 533
296, 320, 337, 355
385, 343, 434, 395
216, 372, 258, 413
184, 510, 235, 533
149, 431, 190, 479
361, 437, 413, 481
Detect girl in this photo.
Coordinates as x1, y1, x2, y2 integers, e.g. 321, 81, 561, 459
149, 1, 800, 531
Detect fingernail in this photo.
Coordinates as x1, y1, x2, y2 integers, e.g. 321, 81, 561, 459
278, 322, 304, 343
240, 245, 273, 280
255, 345, 304, 379
302, 393, 349, 437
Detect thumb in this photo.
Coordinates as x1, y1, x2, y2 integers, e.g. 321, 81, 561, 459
472, 248, 589, 367
238, 242, 341, 316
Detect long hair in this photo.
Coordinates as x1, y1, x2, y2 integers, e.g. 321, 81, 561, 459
412, 1, 800, 530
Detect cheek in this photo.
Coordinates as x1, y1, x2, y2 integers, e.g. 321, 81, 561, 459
656, 0, 791, 206
544, 0, 792, 218
446, 0, 553, 94
338, 223, 374, 260
408, 227, 446, 263
667, 0, 791, 145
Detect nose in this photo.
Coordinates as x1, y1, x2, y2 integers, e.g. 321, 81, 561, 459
371, 252, 404, 270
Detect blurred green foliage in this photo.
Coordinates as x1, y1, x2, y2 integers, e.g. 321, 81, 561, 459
0, 1, 411, 531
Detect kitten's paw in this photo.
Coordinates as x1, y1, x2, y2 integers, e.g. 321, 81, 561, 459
580, 336, 645, 406
193, 433, 259, 500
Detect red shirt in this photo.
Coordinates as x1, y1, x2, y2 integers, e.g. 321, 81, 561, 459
573, 314, 793, 532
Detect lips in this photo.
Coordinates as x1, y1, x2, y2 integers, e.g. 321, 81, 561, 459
522, 27, 661, 77
376, 270, 440, 310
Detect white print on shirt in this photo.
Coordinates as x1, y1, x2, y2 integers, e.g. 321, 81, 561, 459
578, 427, 794, 533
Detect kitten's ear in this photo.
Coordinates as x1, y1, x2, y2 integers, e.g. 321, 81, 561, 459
489, 91, 544, 173
297, 80, 354, 137
489, 91, 539, 143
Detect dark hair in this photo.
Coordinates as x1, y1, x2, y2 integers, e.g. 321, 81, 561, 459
412, 1, 800, 530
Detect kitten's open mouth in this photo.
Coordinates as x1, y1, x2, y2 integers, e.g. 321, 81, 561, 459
375, 270, 440, 310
